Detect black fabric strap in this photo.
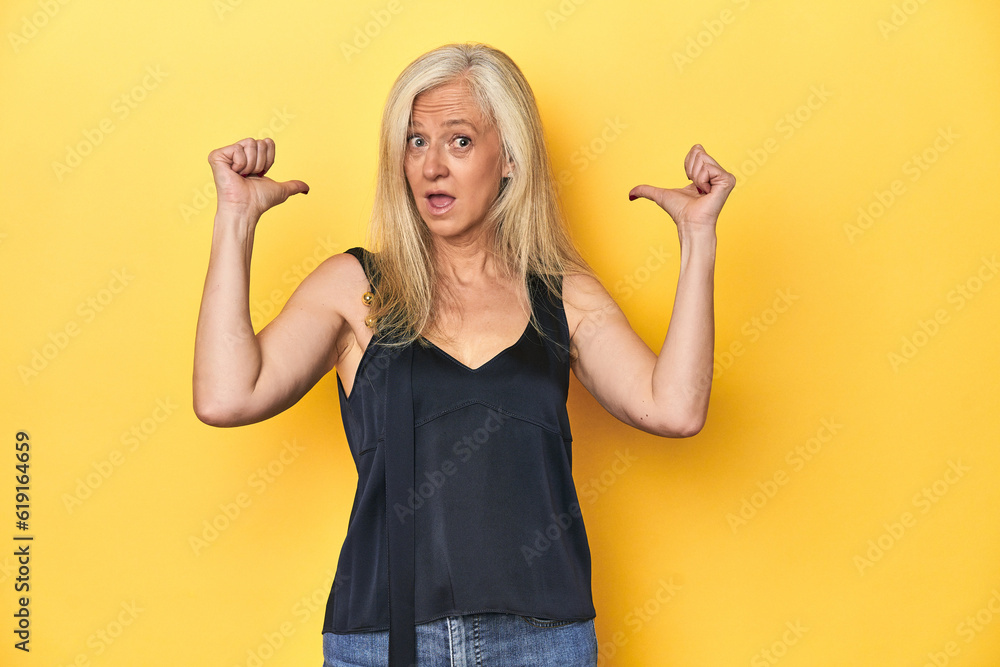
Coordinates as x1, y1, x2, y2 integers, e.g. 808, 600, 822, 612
384, 342, 416, 666
344, 246, 378, 286
345, 246, 417, 665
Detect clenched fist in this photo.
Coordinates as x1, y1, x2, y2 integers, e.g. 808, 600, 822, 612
207, 137, 309, 220
628, 144, 735, 231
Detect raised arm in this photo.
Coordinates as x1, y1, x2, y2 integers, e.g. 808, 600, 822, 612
192, 137, 358, 427
567, 144, 735, 437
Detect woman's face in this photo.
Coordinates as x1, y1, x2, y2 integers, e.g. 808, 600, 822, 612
404, 80, 510, 243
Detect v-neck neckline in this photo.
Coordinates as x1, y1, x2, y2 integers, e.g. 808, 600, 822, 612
421, 318, 532, 373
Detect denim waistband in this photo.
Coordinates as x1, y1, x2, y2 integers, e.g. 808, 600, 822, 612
323, 612, 597, 667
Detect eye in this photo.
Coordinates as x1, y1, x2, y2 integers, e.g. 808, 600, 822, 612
454, 136, 472, 149
407, 135, 425, 148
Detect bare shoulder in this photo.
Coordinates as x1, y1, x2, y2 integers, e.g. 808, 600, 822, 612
290, 251, 370, 310
277, 250, 373, 362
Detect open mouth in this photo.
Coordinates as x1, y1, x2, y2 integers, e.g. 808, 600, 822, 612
426, 193, 456, 215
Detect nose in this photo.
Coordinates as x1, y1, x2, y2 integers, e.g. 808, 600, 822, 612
422, 143, 448, 180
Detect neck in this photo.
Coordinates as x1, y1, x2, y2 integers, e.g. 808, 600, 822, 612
430, 231, 500, 287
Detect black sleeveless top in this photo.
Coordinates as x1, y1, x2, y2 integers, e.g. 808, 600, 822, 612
323, 247, 595, 665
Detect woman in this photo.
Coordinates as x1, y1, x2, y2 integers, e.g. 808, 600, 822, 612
193, 43, 734, 666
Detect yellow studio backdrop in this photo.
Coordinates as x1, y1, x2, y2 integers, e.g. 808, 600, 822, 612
2, 0, 998, 664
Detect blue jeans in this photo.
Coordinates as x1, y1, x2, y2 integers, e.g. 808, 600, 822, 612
323, 613, 598, 666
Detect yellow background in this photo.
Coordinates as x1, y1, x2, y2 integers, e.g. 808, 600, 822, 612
3, 0, 999, 664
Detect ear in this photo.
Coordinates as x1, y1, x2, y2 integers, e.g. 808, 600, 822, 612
502, 157, 514, 179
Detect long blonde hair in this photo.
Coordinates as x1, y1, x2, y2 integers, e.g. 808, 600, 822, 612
366, 42, 594, 345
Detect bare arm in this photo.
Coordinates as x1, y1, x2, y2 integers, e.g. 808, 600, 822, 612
568, 144, 734, 437
192, 137, 354, 427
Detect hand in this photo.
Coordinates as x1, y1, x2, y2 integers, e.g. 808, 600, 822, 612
628, 144, 735, 231
207, 137, 309, 219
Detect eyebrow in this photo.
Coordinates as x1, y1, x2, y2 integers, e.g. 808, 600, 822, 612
408, 118, 480, 132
